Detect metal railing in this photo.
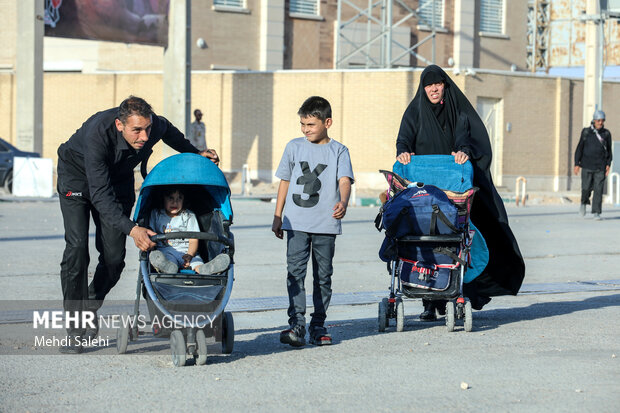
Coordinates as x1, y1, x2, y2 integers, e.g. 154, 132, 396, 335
607, 172, 620, 205
516, 176, 527, 206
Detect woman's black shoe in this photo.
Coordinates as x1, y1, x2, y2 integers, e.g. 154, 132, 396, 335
419, 309, 437, 321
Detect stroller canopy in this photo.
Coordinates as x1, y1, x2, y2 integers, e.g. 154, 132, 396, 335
134, 153, 233, 221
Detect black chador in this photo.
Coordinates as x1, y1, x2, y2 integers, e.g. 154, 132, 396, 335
396, 65, 525, 308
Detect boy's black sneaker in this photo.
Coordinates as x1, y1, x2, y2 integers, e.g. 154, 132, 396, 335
83, 311, 99, 341
59, 336, 83, 354
309, 328, 332, 346
279, 325, 306, 347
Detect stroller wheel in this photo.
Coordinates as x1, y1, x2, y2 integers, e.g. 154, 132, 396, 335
378, 298, 388, 332
445, 301, 456, 332
194, 329, 208, 366
222, 312, 234, 354
170, 330, 187, 367
395, 298, 404, 332
464, 300, 473, 332
116, 312, 130, 354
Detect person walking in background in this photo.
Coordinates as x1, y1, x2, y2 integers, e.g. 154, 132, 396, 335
574, 110, 613, 220
189, 109, 207, 152
272, 96, 354, 347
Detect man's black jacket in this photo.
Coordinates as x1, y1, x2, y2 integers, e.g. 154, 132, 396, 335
57, 108, 198, 235
575, 125, 612, 172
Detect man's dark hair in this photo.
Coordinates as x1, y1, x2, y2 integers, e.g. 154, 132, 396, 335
118, 96, 154, 123
297, 96, 332, 121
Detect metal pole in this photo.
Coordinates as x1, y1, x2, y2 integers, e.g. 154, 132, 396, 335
531, 0, 538, 73
431, 0, 436, 63
16, 0, 44, 154
336, 0, 342, 68
583, 0, 602, 126
366, 0, 372, 68
163, 0, 191, 152
380, 0, 386, 66
596, 18, 604, 111
386, 0, 393, 67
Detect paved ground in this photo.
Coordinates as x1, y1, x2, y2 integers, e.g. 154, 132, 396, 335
0, 196, 619, 412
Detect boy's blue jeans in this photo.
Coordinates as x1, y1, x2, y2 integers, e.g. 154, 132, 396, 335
285, 230, 336, 332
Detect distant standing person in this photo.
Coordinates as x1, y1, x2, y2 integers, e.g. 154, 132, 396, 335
574, 110, 613, 220
189, 109, 207, 151
272, 96, 354, 347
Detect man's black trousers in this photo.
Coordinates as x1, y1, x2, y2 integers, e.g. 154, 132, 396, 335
58, 189, 132, 335
580, 168, 606, 214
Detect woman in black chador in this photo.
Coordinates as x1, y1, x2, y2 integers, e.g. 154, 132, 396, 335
396, 65, 525, 320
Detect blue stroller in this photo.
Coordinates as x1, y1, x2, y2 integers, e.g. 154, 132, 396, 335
115, 153, 235, 367
375, 155, 488, 333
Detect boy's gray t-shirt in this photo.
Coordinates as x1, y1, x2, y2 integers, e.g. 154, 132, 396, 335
275, 137, 354, 235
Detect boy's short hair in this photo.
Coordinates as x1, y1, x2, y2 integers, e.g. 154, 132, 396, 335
118, 96, 154, 123
297, 96, 332, 121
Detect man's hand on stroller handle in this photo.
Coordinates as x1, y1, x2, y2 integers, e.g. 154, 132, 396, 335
130, 225, 157, 252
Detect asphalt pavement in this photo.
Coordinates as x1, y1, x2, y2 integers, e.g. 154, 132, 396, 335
0, 196, 619, 412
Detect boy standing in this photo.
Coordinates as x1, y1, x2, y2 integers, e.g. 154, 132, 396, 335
272, 96, 354, 347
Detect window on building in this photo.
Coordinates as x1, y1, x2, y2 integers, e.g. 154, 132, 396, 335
213, 0, 244, 8
480, 0, 504, 34
418, 0, 444, 29
290, 0, 319, 16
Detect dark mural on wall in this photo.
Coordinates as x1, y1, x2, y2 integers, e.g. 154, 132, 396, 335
44, 0, 170, 46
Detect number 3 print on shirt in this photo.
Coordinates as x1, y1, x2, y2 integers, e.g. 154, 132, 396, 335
293, 161, 327, 208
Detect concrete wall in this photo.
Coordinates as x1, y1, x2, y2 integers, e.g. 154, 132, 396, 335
1, 69, 619, 192
0, 0, 17, 69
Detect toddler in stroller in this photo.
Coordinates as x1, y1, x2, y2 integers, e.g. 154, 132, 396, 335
148, 186, 230, 275
116, 153, 235, 367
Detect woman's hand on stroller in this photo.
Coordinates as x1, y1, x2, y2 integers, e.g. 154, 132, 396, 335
396, 152, 415, 165
451, 151, 469, 164
199, 149, 220, 166
129, 226, 157, 252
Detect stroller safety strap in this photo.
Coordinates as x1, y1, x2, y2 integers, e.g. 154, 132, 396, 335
430, 204, 460, 235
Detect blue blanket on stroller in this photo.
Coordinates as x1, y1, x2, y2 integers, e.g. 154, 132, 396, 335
393, 155, 489, 283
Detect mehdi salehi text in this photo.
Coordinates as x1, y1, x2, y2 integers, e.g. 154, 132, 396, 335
34, 334, 110, 349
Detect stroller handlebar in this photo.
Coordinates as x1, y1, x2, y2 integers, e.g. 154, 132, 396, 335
150, 231, 232, 247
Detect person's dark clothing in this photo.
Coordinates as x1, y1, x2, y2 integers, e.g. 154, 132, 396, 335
58, 190, 132, 335
580, 168, 606, 214
57, 108, 199, 330
575, 124, 612, 214
574, 125, 612, 172
396, 65, 525, 306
